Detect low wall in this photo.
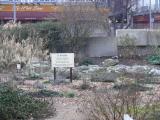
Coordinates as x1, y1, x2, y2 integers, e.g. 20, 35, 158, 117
86, 37, 117, 57
116, 29, 160, 46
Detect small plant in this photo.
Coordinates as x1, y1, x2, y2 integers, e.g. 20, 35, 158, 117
147, 55, 160, 65
63, 91, 75, 98
39, 90, 63, 97
43, 80, 50, 84
80, 83, 90, 90
29, 72, 42, 80
28, 90, 63, 97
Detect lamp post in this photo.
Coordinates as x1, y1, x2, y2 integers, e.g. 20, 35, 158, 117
149, 0, 152, 29
13, 0, 16, 23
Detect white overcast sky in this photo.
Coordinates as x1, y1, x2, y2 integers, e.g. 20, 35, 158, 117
142, 0, 155, 5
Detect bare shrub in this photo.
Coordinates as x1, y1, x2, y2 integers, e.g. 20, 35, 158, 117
118, 34, 137, 59
82, 87, 160, 120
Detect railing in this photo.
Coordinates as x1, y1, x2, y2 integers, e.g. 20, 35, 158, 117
0, 0, 57, 4
136, 5, 160, 13
0, 0, 108, 5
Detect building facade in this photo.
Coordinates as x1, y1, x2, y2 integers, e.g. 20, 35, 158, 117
0, 0, 109, 22
133, 0, 160, 29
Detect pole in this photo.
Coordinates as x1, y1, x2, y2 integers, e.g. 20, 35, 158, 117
149, 0, 152, 29
142, 0, 144, 6
13, 0, 16, 23
70, 68, 72, 83
54, 67, 56, 82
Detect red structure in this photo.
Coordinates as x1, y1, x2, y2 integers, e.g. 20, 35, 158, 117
0, 3, 110, 22
134, 13, 160, 23
0, 4, 62, 22
133, 12, 160, 28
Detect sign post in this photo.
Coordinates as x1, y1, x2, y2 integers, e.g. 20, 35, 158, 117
54, 67, 56, 82
50, 53, 74, 83
70, 67, 72, 83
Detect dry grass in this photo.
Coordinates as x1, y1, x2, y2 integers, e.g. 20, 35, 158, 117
0, 31, 48, 71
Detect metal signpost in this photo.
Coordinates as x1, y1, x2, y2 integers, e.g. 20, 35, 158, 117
149, 0, 153, 29
50, 53, 74, 83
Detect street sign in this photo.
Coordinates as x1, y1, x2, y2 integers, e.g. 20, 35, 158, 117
50, 53, 74, 68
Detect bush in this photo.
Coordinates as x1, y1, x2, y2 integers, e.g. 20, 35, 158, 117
80, 83, 90, 90
118, 34, 137, 58
28, 72, 42, 80
0, 84, 55, 119
147, 55, 160, 65
1, 21, 91, 57
39, 90, 63, 97
28, 90, 63, 98
79, 58, 94, 66
82, 91, 160, 120
43, 80, 50, 84
63, 91, 75, 98
1, 22, 63, 53
91, 68, 118, 82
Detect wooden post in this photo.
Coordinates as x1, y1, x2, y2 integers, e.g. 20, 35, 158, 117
70, 68, 72, 83
54, 67, 56, 82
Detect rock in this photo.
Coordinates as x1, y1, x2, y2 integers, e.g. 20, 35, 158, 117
91, 68, 118, 82
107, 65, 154, 76
77, 65, 89, 72
75, 65, 101, 80
149, 68, 160, 76
88, 65, 101, 72
33, 81, 45, 89
115, 76, 136, 86
102, 59, 119, 67
147, 77, 160, 84
107, 65, 130, 73
127, 65, 151, 75
24, 80, 36, 86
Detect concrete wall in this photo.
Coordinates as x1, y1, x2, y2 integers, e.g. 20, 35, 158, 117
86, 36, 117, 57
84, 29, 160, 57
116, 29, 160, 56
116, 29, 160, 46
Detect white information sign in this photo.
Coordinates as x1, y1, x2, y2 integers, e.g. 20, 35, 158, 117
16, 64, 21, 70
124, 114, 133, 120
50, 53, 74, 68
